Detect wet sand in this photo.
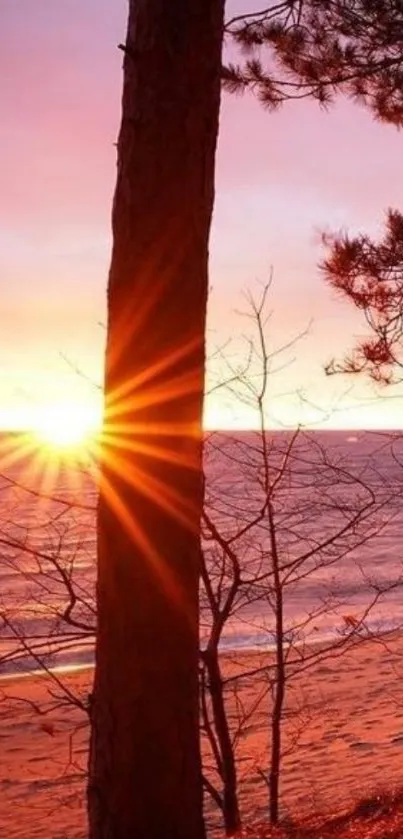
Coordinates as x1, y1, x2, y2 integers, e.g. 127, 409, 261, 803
1, 635, 403, 837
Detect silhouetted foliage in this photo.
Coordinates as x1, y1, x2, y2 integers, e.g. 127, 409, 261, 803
225, 0, 403, 123
321, 210, 403, 383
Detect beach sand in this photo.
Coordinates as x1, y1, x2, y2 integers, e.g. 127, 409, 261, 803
1, 635, 403, 837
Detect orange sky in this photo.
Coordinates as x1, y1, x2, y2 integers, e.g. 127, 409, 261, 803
1, 0, 403, 430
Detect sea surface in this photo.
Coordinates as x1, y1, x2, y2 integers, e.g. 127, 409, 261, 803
1, 429, 403, 677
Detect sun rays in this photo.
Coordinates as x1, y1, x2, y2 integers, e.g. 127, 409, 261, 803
0, 333, 204, 611
0, 402, 101, 514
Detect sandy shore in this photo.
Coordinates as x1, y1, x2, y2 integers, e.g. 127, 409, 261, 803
2, 635, 403, 837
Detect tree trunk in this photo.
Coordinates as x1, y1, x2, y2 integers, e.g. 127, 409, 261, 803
88, 3, 224, 838
268, 502, 285, 825
205, 648, 241, 836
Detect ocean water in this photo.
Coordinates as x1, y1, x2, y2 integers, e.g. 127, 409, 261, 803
1, 429, 403, 677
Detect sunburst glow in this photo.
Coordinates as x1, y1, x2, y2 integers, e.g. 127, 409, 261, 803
32, 403, 100, 453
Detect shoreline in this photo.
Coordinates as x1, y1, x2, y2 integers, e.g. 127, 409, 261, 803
2, 634, 403, 836
3, 625, 402, 684
0, 660, 95, 684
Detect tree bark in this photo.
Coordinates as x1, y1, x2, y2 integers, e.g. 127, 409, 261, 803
88, 3, 225, 838
205, 648, 241, 836
268, 502, 285, 825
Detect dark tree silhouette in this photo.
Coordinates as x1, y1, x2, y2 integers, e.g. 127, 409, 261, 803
224, 0, 403, 123
321, 210, 403, 384
90, 3, 225, 839
91, 1, 403, 838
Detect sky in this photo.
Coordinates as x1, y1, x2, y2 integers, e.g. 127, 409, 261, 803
1, 0, 403, 431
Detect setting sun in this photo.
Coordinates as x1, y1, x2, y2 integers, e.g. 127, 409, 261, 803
32, 403, 100, 452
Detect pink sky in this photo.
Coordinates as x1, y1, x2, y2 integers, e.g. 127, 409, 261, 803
1, 0, 403, 430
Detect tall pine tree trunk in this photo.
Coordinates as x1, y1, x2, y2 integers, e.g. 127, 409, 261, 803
88, 3, 225, 838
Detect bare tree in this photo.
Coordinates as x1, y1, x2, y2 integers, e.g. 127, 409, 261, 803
198, 286, 402, 831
